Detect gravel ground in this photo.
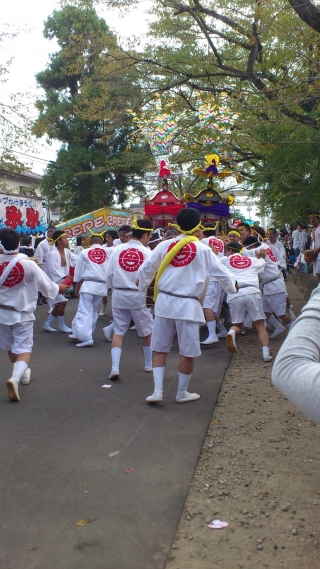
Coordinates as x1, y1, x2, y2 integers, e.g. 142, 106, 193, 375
165, 276, 320, 569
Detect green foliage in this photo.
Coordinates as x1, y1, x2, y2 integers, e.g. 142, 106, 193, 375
95, 0, 320, 216
251, 123, 320, 225
33, 4, 152, 219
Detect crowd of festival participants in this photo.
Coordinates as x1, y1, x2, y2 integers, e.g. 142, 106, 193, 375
1, 208, 320, 407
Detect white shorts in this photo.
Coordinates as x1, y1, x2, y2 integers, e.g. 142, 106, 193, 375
202, 280, 223, 314
262, 292, 287, 317
112, 307, 153, 338
0, 321, 33, 354
53, 292, 68, 305
313, 255, 320, 276
229, 293, 265, 325
150, 316, 201, 358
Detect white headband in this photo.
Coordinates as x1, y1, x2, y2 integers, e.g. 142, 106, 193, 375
0, 241, 20, 255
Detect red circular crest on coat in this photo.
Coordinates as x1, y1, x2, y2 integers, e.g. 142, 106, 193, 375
0, 262, 24, 287
88, 248, 107, 264
266, 248, 277, 263
168, 241, 197, 267
209, 237, 224, 253
230, 255, 252, 269
119, 248, 144, 272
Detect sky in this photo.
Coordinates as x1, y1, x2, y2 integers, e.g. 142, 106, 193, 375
2, 0, 151, 174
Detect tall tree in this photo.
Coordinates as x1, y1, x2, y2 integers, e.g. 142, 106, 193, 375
33, 4, 152, 219
101, 0, 320, 219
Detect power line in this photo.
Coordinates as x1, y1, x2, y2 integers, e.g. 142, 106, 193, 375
0, 147, 52, 163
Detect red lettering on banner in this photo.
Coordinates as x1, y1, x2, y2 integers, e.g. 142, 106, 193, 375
26, 208, 40, 230
94, 215, 105, 228
82, 220, 94, 234
5, 206, 22, 229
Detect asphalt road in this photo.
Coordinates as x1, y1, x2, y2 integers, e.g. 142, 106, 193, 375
0, 298, 231, 569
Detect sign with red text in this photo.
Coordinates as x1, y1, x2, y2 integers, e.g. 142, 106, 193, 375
56, 208, 131, 238
0, 193, 47, 235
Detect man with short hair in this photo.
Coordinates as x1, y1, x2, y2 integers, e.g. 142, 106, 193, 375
34, 226, 56, 272
243, 236, 293, 338
221, 241, 272, 362
292, 224, 302, 256
70, 234, 113, 347
113, 225, 132, 246
0, 228, 68, 401
43, 231, 77, 333
266, 228, 287, 279
237, 223, 251, 244
105, 219, 154, 379
138, 208, 237, 403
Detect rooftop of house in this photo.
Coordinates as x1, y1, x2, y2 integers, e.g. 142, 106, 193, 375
0, 169, 42, 183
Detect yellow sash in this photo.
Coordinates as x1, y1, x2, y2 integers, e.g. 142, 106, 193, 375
153, 236, 198, 301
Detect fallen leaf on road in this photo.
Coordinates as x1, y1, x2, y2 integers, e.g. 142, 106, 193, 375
28, 546, 39, 551
124, 468, 134, 474
75, 519, 97, 526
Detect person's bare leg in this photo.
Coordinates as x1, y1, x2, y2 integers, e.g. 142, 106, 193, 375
254, 319, 272, 361
179, 355, 193, 375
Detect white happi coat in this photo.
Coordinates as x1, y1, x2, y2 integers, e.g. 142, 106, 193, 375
265, 239, 286, 269
34, 238, 53, 272
243, 243, 287, 295
74, 245, 112, 296
106, 240, 151, 309
46, 247, 78, 283
0, 254, 58, 325
201, 237, 224, 278
138, 235, 236, 324
221, 253, 265, 302
312, 224, 320, 252
244, 246, 286, 295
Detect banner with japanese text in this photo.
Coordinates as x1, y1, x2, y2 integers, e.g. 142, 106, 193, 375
0, 194, 47, 235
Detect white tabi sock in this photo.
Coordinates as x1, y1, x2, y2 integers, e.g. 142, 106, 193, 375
286, 320, 293, 329
267, 314, 281, 330
216, 319, 223, 331
262, 346, 270, 359
143, 346, 152, 369
12, 361, 28, 382
45, 313, 56, 326
111, 347, 122, 373
177, 372, 192, 399
207, 320, 217, 336
57, 315, 66, 327
152, 366, 165, 396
